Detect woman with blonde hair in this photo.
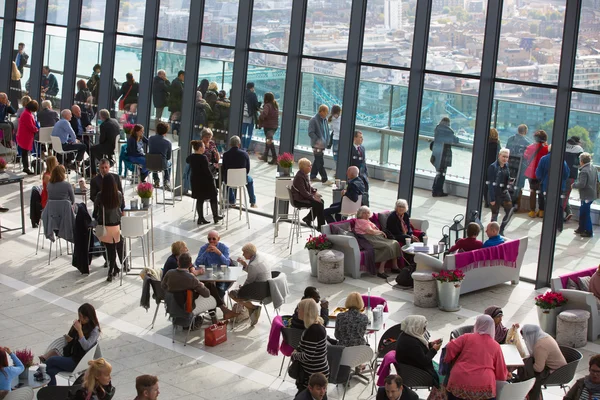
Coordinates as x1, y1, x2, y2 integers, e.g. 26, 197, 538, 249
484, 128, 502, 207
72, 358, 115, 400
291, 298, 329, 393
163, 241, 188, 279
335, 292, 368, 347
9, 61, 22, 107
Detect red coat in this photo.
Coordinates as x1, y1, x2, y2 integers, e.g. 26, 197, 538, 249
524, 142, 548, 179
16, 109, 38, 151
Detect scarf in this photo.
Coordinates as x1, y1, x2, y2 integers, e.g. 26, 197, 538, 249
584, 376, 600, 393
484, 306, 508, 343
474, 315, 495, 339
402, 315, 429, 347
521, 324, 550, 355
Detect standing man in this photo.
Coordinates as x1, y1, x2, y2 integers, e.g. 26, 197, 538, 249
148, 122, 172, 190
167, 70, 184, 123
487, 148, 515, 236
0, 93, 16, 146
308, 104, 331, 184
13, 43, 29, 76
351, 130, 370, 205
37, 100, 59, 128
572, 152, 597, 238
90, 109, 120, 176
51, 109, 86, 167
152, 69, 170, 121
563, 136, 584, 221
536, 145, 570, 232
376, 374, 419, 400
133, 375, 160, 400
430, 117, 458, 197
222, 135, 257, 208
505, 124, 531, 209
41, 66, 59, 98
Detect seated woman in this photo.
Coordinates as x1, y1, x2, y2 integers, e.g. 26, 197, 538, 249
163, 241, 188, 279
335, 292, 368, 347
126, 124, 149, 182
47, 165, 75, 204
187, 140, 221, 225
448, 222, 483, 253
484, 306, 518, 344
0, 347, 33, 400
564, 353, 600, 400
395, 315, 442, 389
291, 299, 329, 394
387, 199, 420, 244
291, 158, 325, 231
355, 206, 401, 279
31, 156, 59, 228
41, 303, 101, 386
70, 358, 115, 400
444, 315, 509, 400
229, 243, 271, 326
518, 324, 567, 400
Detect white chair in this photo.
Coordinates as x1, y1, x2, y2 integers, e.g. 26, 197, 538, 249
121, 216, 149, 273
273, 177, 292, 243
35, 127, 54, 175
56, 343, 100, 385
338, 345, 375, 400
496, 378, 536, 400
51, 136, 79, 180
339, 194, 363, 220
224, 168, 250, 230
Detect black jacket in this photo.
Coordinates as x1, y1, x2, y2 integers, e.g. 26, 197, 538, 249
98, 118, 121, 154
344, 177, 365, 203
72, 203, 92, 274
395, 332, 439, 388
294, 390, 328, 400
37, 108, 59, 128
244, 90, 260, 122
386, 211, 413, 242
75, 88, 91, 107
90, 173, 124, 217
222, 146, 250, 184
186, 153, 217, 201
350, 144, 368, 177
487, 160, 511, 203
152, 75, 170, 108
194, 101, 209, 129
376, 386, 419, 400
119, 81, 139, 106
70, 113, 92, 137
485, 140, 501, 180
168, 77, 184, 112
214, 99, 231, 131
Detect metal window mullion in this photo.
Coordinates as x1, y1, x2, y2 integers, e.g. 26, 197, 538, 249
97, 0, 120, 113
465, 0, 504, 219
28, 0, 49, 102
398, 0, 432, 201
227, 0, 254, 147
60, 0, 82, 110
536, 0, 582, 289
136, 0, 161, 132
278, 0, 308, 155
0, 0, 18, 94
335, 0, 368, 179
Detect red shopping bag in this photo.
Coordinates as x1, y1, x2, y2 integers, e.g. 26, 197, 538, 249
205, 322, 227, 346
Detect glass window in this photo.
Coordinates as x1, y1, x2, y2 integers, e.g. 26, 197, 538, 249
75, 30, 103, 110
426, 2, 486, 75
42, 26, 66, 106
117, 0, 146, 35
157, 0, 190, 41
81, 0, 106, 30
14, 21, 33, 94
112, 35, 143, 120
47, 0, 69, 25
16, 0, 35, 21
303, 0, 352, 60
249, 0, 293, 53
0, 0, 6, 18
361, 0, 416, 67
152, 40, 187, 123
574, 0, 600, 91
496, 2, 565, 84
202, 0, 239, 46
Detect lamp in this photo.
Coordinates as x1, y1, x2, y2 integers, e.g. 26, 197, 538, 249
449, 214, 466, 245
441, 225, 450, 248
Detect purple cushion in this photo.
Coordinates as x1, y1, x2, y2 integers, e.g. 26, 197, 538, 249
560, 267, 597, 290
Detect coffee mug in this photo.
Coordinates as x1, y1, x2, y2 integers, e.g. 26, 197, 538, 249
405, 238, 411, 246
433, 244, 439, 253
422, 236, 428, 246
438, 242, 446, 252
220, 264, 227, 270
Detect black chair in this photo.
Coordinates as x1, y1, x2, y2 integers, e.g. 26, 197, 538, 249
148, 278, 165, 329
145, 153, 168, 212
279, 327, 304, 380
232, 270, 283, 327
450, 325, 474, 340
540, 345, 582, 394
371, 323, 402, 394
396, 363, 435, 390
37, 384, 82, 400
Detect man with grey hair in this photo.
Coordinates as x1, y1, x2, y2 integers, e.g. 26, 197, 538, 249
487, 148, 514, 236
308, 104, 331, 184
0, 92, 16, 146
222, 135, 257, 207
51, 108, 86, 166
37, 99, 59, 127
572, 152, 597, 238
90, 109, 120, 176
152, 69, 170, 121
323, 166, 365, 223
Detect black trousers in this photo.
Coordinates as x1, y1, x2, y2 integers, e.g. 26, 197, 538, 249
296, 198, 325, 229
196, 197, 219, 222
204, 282, 225, 307
310, 150, 328, 181
19, 146, 30, 170
432, 167, 447, 194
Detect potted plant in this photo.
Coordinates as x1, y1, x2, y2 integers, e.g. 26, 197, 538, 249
0, 157, 6, 172
136, 182, 153, 207
535, 291, 568, 336
305, 234, 333, 277
432, 269, 465, 312
14, 348, 34, 380
277, 152, 294, 176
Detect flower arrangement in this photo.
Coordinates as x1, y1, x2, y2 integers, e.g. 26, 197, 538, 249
0, 157, 6, 170
432, 269, 465, 283
15, 348, 34, 368
136, 182, 154, 199
123, 123, 135, 135
535, 291, 568, 310
305, 234, 333, 251
277, 152, 294, 168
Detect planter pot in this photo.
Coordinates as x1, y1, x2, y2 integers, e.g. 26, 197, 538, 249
280, 167, 291, 177
308, 249, 319, 277
140, 197, 150, 207
19, 367, 29, 380
436, 280, 462, 312
538, 307, 562, 337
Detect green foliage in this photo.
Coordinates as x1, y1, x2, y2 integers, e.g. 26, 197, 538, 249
538, 119, 594, 153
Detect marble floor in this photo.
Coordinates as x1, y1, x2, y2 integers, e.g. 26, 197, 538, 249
0, 155, 598, 400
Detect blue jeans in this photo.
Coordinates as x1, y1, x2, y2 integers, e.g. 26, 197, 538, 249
241, 123, 254, 150
152, 160, 172, 183
228, 175, 256, 205
128, 155, 148, 176
332, 139, 339, 162
579, 200, 593, 235
46, 355, 77, 386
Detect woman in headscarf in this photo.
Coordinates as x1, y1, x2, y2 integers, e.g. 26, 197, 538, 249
395, 315, 443, 388
444, 315, 509, 400
484, 306, 519, 344
518, 324, 567, 400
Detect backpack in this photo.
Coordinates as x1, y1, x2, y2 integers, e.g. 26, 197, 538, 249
395, 265, 415, 287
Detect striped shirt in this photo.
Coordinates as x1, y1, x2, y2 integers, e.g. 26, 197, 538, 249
580, 387, 600, 400
292, 323, 329, 386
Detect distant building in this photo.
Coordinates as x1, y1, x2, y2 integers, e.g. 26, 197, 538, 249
384, 0, 402, 31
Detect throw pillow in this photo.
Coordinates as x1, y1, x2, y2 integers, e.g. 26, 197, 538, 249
566, 278, 579, 290
578, 276, 592, 292
378, 211, 391, 230
331, 226, 354, 237
330, 222, 352, 235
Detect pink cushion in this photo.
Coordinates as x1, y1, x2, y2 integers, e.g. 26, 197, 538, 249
559, 267, 597, 290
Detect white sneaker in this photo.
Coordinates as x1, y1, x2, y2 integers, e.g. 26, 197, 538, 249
249, 306, 262, 326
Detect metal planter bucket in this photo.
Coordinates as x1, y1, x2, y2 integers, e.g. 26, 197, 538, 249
436, 281, 462, 312
537, 307, 561, 337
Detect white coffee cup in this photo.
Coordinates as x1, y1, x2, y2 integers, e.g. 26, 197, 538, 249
220, 264, 227, 270
422, 236, 428, 246
405, 238, 411, 246
433, 244, 439, 253
438, 242, 445, 252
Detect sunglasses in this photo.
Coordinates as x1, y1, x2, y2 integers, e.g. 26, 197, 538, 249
208, 237, 218, 241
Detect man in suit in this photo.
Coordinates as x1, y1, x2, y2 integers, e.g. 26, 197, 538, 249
323, 166, 365, 223
13, 43, 29, 76
90, 109, 120, 176
350, 130, 370, 205
308, 104, 331, 184
222, 135, 257, 208
294, 372, 328, 400
41, 66, 59, 97
376, 374, 418, 400
90, 158, 125, 214
69, 104, 92, 140
37, 100, 59, 128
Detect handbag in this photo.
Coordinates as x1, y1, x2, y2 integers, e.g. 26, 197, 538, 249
205, 322, 227, 346
288, 359, 303, 380
95, 207, 107, 238
118, 84, 133, 111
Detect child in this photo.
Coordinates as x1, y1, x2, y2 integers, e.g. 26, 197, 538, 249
448, 222, 483, 253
